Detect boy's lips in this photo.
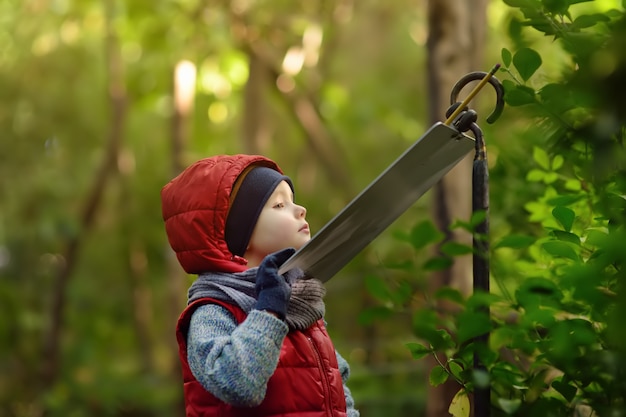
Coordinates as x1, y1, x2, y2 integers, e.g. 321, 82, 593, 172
299, 223, 310, 233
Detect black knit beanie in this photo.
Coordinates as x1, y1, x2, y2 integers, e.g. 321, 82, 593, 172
225, 166, 294, 257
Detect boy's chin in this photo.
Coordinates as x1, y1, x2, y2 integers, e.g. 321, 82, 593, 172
292, 238, 310, 251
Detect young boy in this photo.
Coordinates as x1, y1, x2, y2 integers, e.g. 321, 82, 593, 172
161, 154, 359, 417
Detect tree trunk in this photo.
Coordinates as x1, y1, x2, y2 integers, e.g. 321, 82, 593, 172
425, 0, 487, 416
243, 52, 272, 154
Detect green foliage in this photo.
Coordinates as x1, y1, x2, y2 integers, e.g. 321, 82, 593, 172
364, 1, 626, 416
511, 47, 542, 81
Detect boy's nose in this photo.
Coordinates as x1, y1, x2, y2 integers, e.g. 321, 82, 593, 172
297, 205, 307, 218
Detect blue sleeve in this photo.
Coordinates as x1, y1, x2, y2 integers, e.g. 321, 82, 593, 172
336, 349, 360, 417
187, 303, 289, 407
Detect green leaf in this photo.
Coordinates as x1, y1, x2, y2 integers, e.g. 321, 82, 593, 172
490, 327, 515, 351
516, 277, 563, 308
441, 241, 474, 256
546, 194, 585, 206
494, 234, 536, 249
525, 17, 557, 36
563, 32, 605, 58
526, 168, 545, 182
470, 210, 488, 228
551, 154, 564, 170
406, 342, 432, 360
501, 48, 512, 67
452, 210, 488, 233
552, 230, 580, 245
503, 82, 536, 106
413, 319, 456, 351
525, 397, 567, 416
543, 172, 558, 184
423, 256, 453, 271
542, 241, 579, 261
572, 13, 610, 29
548, 319, 598, 359
584, 229, 609, 247
449, 361, 464, 380
409, 220, 444, 250
564, 179, 582, 191
503, 0, 539, 6
523, 305, 558, 328
551, 378, 577, 402
538, 83, 574, 112
587, 249, 615, 270
449, 219, 472, 232
433, 328, 455, 350
512, 47, 542, 81
466, 292, 502, 310
497, 398, 522, 414
552, 206, 575, 231
542, 0, 569, 14
457, 311, 492, 344
449, 389, 470, 417
533, 146, 551, 170
429, 365, 449, 386
565, 319, 597, 345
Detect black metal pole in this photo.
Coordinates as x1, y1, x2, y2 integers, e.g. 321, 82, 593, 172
471, 123, 490, 417
448, 67, 502, 417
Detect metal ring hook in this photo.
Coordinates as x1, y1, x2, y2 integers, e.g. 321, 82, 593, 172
450, 70, 505, 124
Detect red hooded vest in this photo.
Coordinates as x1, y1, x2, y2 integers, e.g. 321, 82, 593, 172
176, 299, 347, 416
162, 155, 348, 416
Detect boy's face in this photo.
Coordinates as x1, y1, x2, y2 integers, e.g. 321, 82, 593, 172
245, 180, 310, 264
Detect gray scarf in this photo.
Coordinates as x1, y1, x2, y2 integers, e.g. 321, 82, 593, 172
188, 268, 326, 331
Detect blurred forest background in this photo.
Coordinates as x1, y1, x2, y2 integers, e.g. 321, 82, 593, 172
1, 0, 625, 416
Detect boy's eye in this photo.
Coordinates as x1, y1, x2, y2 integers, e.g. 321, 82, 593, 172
273, 202, 285, 209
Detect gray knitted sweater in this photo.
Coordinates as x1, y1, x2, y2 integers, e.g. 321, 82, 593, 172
187, 303, 359, 416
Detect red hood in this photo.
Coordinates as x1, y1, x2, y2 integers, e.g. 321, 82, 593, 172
161, 154, 284, 274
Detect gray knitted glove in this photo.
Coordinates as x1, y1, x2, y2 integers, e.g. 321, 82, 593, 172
254, 248, 295, 320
